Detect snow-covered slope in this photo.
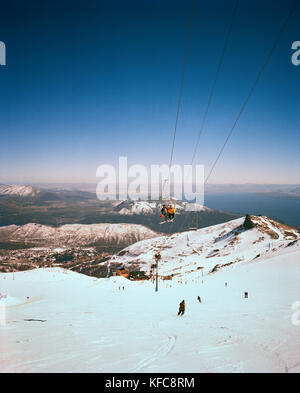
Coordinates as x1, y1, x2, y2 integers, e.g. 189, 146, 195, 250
0, 216, 299, 373
105, 215, 300, 277
0, 184, 40, 197
1, 246, 300, 372
0, 223, 159, 247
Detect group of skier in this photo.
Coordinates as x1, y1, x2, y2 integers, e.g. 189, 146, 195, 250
160, 204, 175, 222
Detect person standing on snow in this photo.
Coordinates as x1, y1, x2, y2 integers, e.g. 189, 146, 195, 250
178, 300, 185, 316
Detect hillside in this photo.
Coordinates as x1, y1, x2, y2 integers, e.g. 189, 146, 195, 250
103, 215, 300, 277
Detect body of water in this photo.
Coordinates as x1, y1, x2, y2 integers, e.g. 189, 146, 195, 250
204, 192, 300, 227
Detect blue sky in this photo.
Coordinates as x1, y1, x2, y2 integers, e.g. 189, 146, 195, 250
0, 0, 299, 184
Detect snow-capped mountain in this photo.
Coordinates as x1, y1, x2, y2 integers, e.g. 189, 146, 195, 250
114, 200, 157, 215
0, 223, 158, 248
105, 215, 300, 277
114, 199, 212, 215
0, 184, 40, 197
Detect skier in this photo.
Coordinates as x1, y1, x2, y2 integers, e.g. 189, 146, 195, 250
168, 205, 175, 221
160, 204, 168, 222
177, 300, 185, 316
197, 295, 201, 303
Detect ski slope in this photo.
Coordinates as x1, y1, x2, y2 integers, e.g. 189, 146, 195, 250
1, 247, 300, 373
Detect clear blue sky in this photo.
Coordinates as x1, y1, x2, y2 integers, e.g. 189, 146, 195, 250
0, 0, 299, 184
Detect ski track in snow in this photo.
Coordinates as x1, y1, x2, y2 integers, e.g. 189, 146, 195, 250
6, 296, 44, 308
131, 335, 177, 372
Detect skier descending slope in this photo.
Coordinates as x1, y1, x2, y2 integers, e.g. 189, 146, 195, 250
178, 300, 185, 316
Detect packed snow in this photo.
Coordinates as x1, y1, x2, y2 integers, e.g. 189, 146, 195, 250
0, 217, 299, 372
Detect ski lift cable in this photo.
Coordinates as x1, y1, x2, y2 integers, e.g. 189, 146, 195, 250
190, 0, 240, 166
163, 0, 196, 196
187, 0, 239, 231
158, 1, 195, 243
204, 0, 299, 184
162, 0, 238, 231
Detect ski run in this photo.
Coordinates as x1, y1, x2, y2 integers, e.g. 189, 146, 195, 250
0, 215, 300, 373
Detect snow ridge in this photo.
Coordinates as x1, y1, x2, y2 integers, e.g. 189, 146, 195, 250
0, 223, 159, 247
105, 215, 300, 277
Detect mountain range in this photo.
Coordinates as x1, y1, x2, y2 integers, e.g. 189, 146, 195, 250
0, 222, 158, 249
0, 184, 241, 233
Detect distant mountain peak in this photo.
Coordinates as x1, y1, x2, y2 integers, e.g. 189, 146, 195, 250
114, 199, 213, 215
0, 184, 40, 197
114, 200, 156, 215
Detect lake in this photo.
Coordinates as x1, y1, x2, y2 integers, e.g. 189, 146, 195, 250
204, 192, 300, 227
